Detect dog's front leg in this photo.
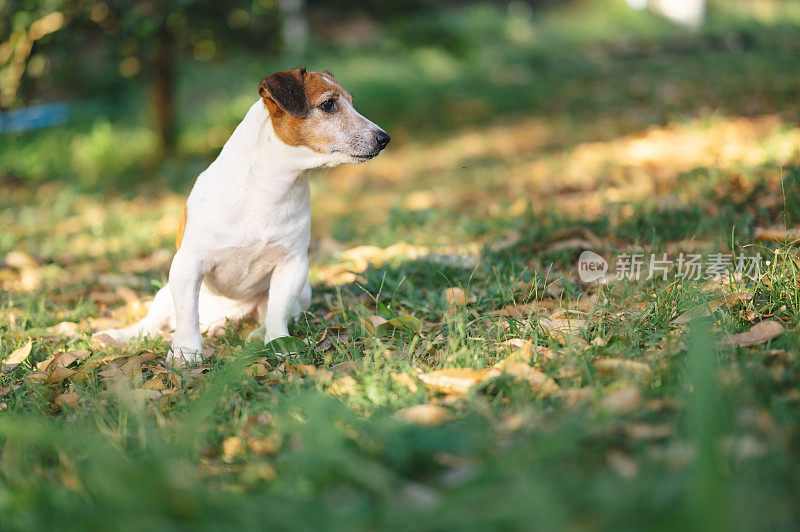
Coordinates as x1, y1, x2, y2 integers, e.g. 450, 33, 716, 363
264, 255, 309, 342
167, 250, 204, 364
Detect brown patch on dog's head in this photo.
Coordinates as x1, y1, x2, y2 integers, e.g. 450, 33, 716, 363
258, 67, 389, 161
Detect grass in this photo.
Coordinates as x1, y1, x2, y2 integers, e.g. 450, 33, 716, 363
2, 0, 800, 529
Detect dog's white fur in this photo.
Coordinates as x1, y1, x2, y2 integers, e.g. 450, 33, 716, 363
93, 73, 387, 363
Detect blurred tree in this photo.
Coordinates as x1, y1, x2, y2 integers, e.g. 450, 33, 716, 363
0, 0, 281, 158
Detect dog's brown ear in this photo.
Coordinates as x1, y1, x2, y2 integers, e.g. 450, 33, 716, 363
259, 67, 309, 118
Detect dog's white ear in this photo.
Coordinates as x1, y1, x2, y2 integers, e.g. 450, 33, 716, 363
259, 67, 309, 119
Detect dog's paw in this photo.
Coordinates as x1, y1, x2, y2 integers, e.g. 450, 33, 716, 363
167, 340, 204, 366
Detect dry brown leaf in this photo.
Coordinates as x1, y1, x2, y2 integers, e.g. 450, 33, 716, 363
724, 320, 784, 347
561, 387, 593, 405
602, 386, 642, 413
444, 287, 475, 306
595, 358, 652, 379
754, 227, 800, 242
395, 404, 453, 426
360, 315, 387, 335
492, 341, 533, 369
45, 365, 76, 384
672, 300, 722, 325
38, 349, 91, 372
418, 368, 490, 396
391, 372, 419, 393
724, 291, 753, 305
25, 371, 47, 383
53, 391, 79, 409
539, 317, 587, 346
2, 339, 32, 372
493, 361, 560, 394
247, 436, 279, 456
487, 302, 536, 317
329, 375, 358, 396
222, 436, 245, 460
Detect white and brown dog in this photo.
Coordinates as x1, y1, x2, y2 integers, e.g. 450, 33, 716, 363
92, 68, 389, 363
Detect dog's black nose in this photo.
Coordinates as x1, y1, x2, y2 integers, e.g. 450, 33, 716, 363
376, 130, 390, 150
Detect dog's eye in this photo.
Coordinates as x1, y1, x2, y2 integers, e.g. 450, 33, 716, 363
319, 99, 336, 113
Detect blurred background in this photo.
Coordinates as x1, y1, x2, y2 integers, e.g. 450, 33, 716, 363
2, 0, 800, 260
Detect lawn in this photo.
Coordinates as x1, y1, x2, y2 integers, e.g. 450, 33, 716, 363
2, 1, 800, 530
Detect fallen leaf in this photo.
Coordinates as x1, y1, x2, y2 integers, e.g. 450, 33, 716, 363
602, 386, 642, 413
247, 436, 279, 456
594, 358, 652, 379
391, 372, 419, 393
38, 350, 91, 372
672, 300, 722, 325
754, 227, 800, 242
492, 341, 533, 369
222, 436, 245, 460
395, 404, 453, 426
444, 287, 475, 306
53, 391, 79, 408
329, 375, 358, 396
562, 387, 593, 405
539, 317, 587, 346
45, 365, 76, 384
377, 315, 423, 336
490, 362, 560, 395
418, 368, 490, 396
724, 320, 784, 347
2, 339, 32, 372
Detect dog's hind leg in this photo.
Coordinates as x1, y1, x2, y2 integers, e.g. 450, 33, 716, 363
91, 284, 176, 347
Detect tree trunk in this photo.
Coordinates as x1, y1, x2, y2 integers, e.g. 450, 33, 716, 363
151, 24, 175, 158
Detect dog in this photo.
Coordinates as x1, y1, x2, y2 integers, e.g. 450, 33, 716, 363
92, 67, 389, 363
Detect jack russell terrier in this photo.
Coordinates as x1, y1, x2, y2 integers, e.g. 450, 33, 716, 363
92, 67, 390, 363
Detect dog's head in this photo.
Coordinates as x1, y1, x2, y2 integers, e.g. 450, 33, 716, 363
259, 67, 389, 166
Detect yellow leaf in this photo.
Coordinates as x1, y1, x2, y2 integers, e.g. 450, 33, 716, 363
247, 436, 279, 456
444, 287, 475, 306
222, 436, 245, 460
539, 317, 587, 346
395, 404, 453, 426
2, 339, 32, 372
418, 368, 490, 396
491, 361, 560, 395
594, 358, 652, 380
329, 375, 358, 396
492, 341, 532, 370
724, 320, 784, 347
391, 372, 419, 393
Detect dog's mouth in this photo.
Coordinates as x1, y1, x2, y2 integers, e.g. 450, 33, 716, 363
351, 152, 379, 161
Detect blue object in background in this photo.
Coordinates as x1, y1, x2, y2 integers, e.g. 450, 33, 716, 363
0, 102, 70, 133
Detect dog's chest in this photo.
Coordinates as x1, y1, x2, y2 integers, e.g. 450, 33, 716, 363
204, 241, 290, 300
